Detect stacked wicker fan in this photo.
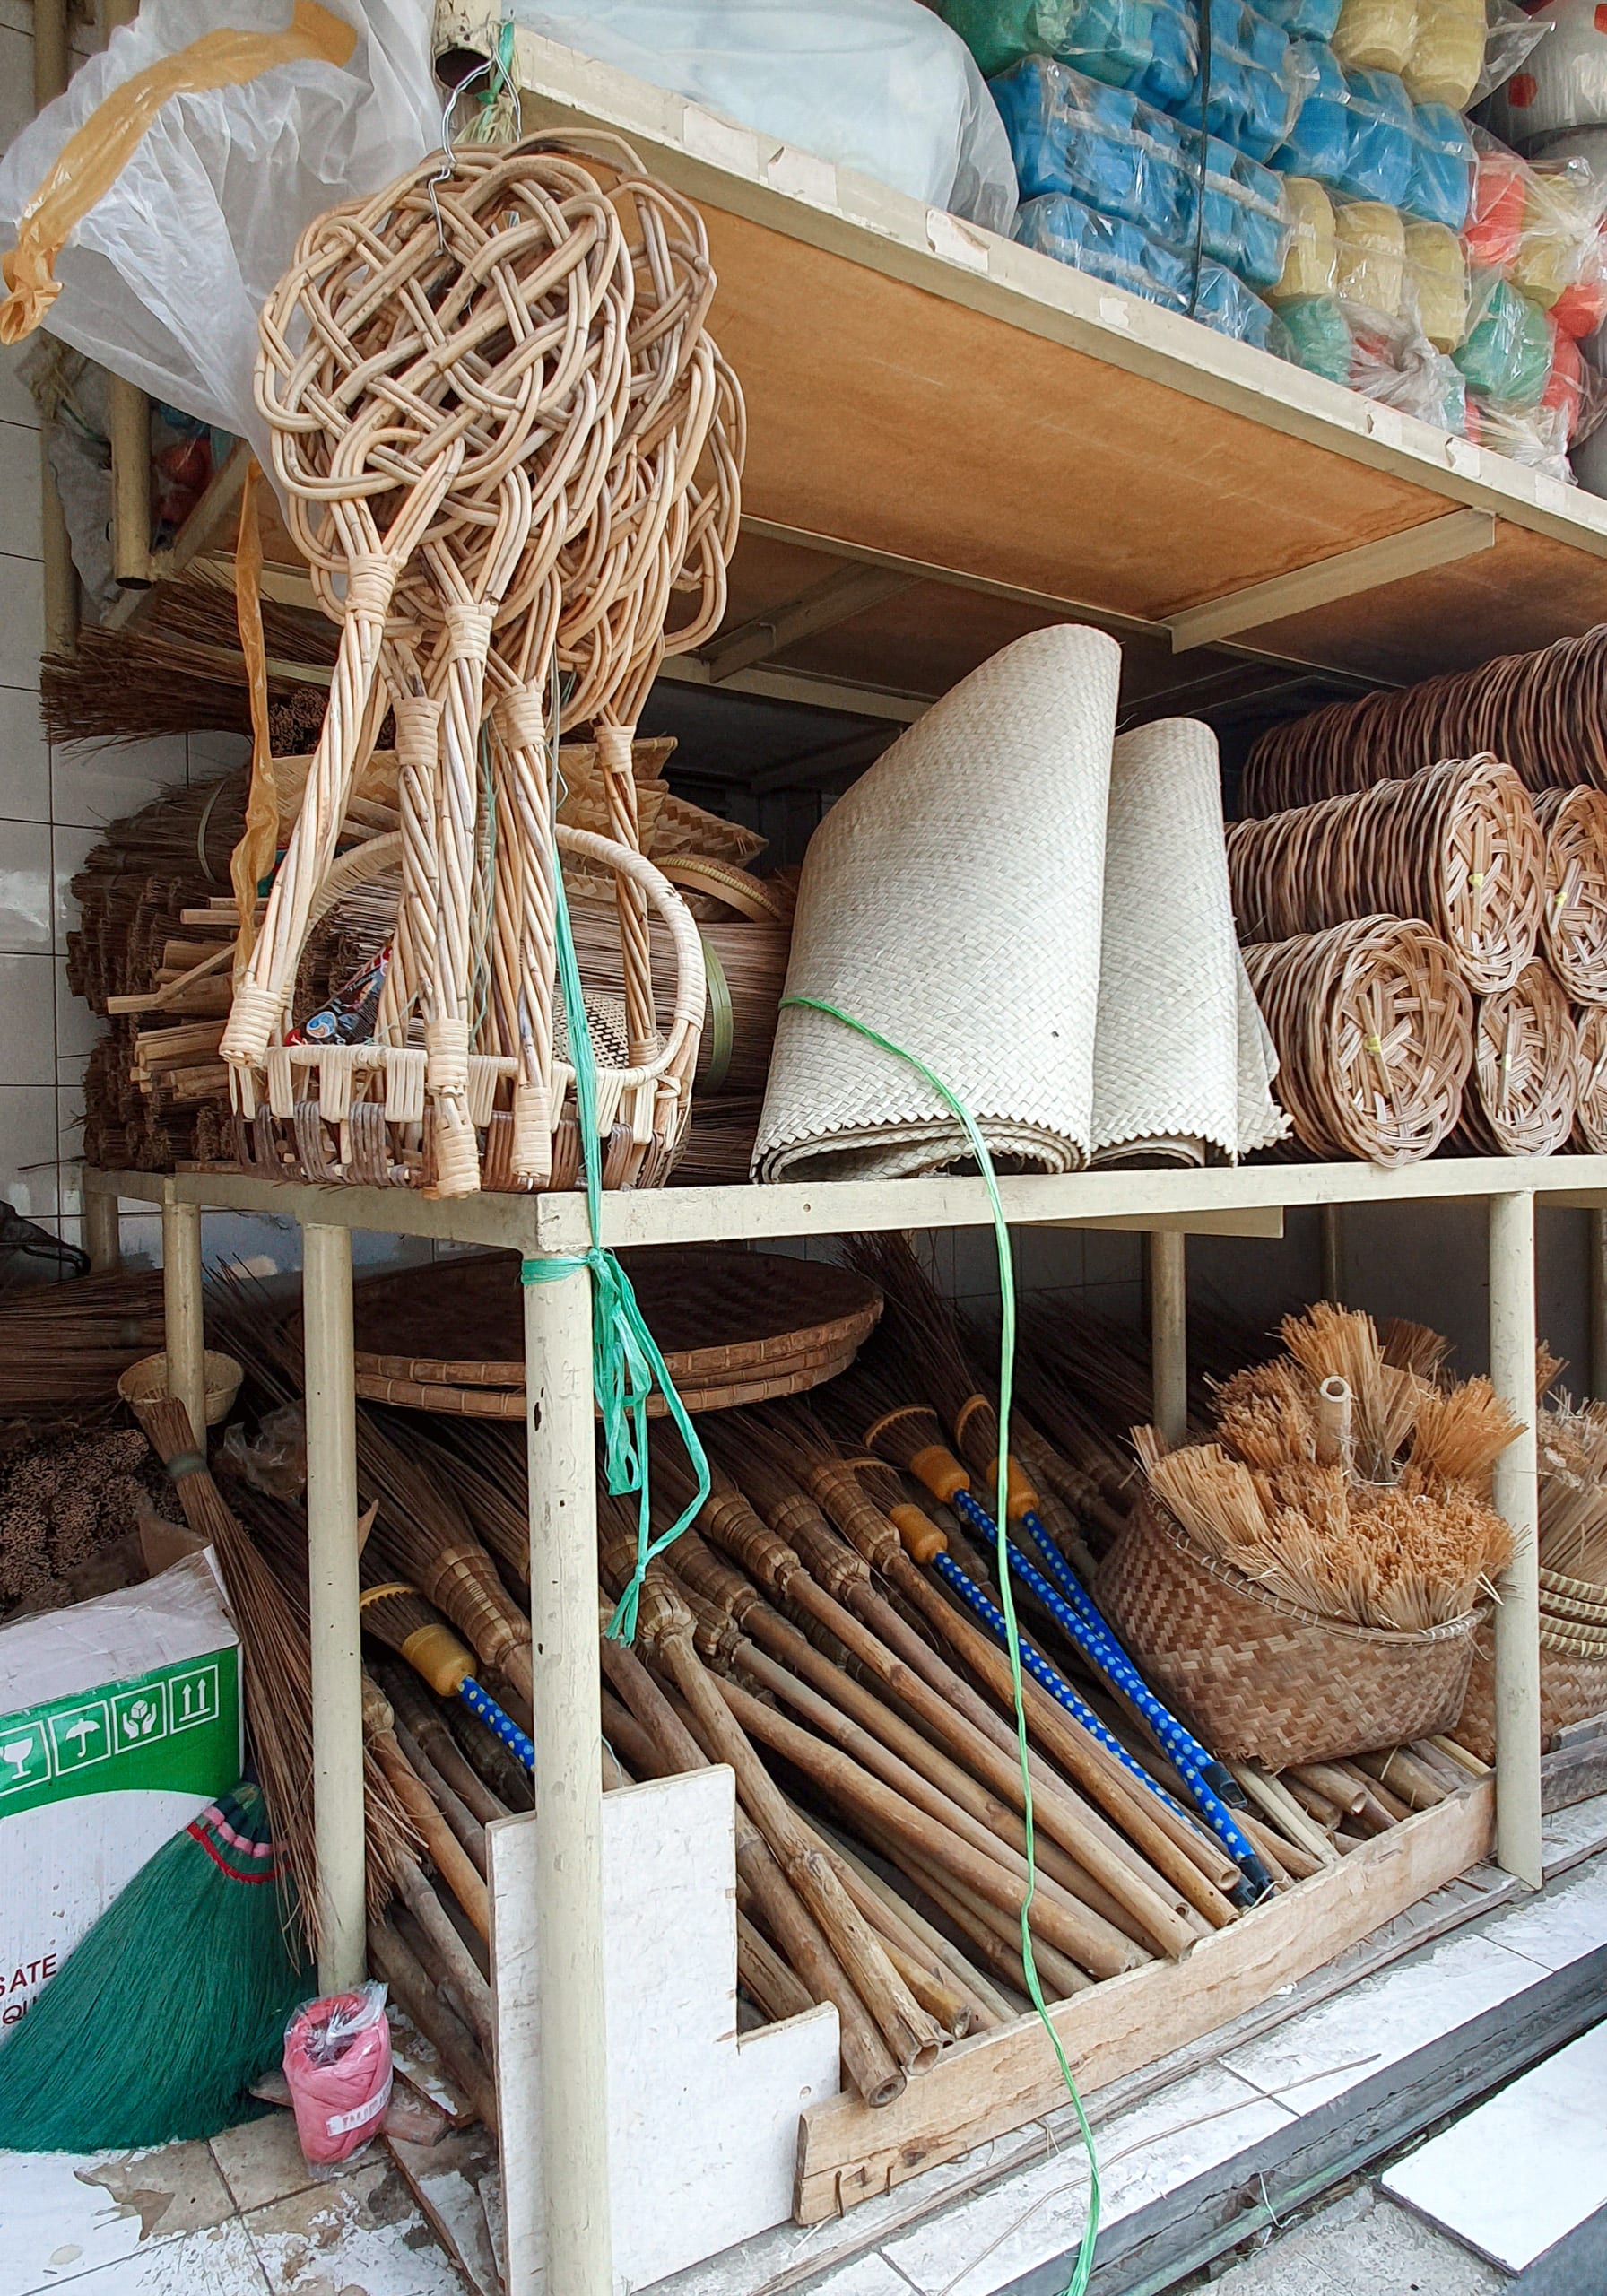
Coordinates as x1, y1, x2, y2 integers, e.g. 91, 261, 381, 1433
1105, 1304, 1519, 1765
1236, 634, 1607, 1161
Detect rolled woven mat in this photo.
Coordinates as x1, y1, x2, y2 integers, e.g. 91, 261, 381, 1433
1241, 916, 1474, 1165
754, 627, 1121, 1182
1574, 1004, 1607, 1151
1241, 626, 1607, 814
1450, 961, 1578, 1158
1090, 718, 1288, 1165
1226, 755, 1544, 996
1537, 787, 1607, 1004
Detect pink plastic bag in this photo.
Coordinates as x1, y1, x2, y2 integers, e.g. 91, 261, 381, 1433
282, 1981, 393, 2165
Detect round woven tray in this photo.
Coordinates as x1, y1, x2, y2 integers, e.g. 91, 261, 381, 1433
1226, 755, 1544, 994
1574, 1003, 1607, 1151
1538, 1566, 1607, 1628
1536, 786, 1607, 1004
304, 1248, 882, 1416
1094, 1491, 1482, 1767
1241, 915, 1473, 1166
1455, 1613, 1607, 1762
1450, 962, 1577, 1157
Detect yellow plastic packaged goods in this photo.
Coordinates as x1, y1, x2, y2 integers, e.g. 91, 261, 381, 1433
1402, 0, 1485, 109
1511, 164, 1604, 309
1269, 177, 1337, 303
1333, 0, 1416, 75
1403, 215, 1469, 348
1335, 198, 1407, 315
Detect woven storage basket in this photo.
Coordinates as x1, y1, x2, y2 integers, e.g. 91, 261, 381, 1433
1095, 1491, 1482, 1765
1538, 1565, 1607, 1628
1226, 755, 1544, 994
1536, 787, 1607, 1004
1241, 915, 1473, 1165
1455, 1614, 1607, 1761
1450, 961, 1577, 1156
117, 1348, 243, 1433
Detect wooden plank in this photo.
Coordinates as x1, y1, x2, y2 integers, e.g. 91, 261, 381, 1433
1542, 1735, 1607, 1815
1166, 509, 1494, 653
793, 1782, 1493, 2224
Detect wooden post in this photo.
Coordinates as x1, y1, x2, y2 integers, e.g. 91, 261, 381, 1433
1489, 1191, 1542, 1890
302, 1222, 367, 1990
523, 1257, 612, 2296
109, 378, 152, 589
83, 1185, 122, 1274
1590, 1208, 1607, 1405
1149, 1228, 1187, 1448
161, 1196, 205, 1448
1318, 1201, 1343, 1303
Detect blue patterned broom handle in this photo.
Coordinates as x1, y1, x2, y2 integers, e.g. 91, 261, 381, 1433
459, 1675, 535, 1771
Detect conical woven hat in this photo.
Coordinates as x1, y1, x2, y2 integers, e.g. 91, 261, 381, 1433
1091, 718, 1288, 1165
754, 626, 1121, 1181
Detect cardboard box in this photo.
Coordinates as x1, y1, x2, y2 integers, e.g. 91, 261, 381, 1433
0, 1551, 241, 2029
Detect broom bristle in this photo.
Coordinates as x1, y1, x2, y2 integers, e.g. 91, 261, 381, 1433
1408, 1378, 1521, 1494
0, 1784, 307, 2149
847, 1235, 997, 1461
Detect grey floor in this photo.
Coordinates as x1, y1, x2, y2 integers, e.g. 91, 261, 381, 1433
1190, 2187, 1507, 2292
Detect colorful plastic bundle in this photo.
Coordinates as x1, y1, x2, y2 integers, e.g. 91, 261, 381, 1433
1455, 273, 1553, 405
1403, 213, 1469, 348
1401, 0, 1485, 109
1014, 187, 1292, 344
1406, 101, 1474, 230
1332, 0, 1414, 79
1339, 66, 1418, 204
1269, 172, 1339, 297
1280, 289, 1354, 374
1276, 37, 1354, 178
1174, 0, 1312, 160
938, 0, 1197, 102
1335, 196, 1406, 312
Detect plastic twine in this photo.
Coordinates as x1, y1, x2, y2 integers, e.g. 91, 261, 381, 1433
780, 992, 1101, 2296
521, 674, 710, 1646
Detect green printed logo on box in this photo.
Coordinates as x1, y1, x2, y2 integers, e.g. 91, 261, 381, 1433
0, 1648, 239, 1816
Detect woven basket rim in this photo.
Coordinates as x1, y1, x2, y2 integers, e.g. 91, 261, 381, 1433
1139, 1491, 1482, 1648
1540, 1561, 1607, 1605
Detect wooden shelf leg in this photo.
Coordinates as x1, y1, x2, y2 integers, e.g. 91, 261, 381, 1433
1490, 1190, 1542, 1889
523, 1257, 612, 2296
303, 1221, 367, 1990
1149, 1228, 1187, 1448
1318, 1201, 1343, 1303
161, 1195, 206, 1447
1591, 1208, 1607, 1405
83, 1185, 122, 1274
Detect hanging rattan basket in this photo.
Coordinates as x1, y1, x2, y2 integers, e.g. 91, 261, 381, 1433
1095, 1491, 1483, 1766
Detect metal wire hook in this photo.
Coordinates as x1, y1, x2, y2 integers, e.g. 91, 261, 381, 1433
428, 52, 499, 252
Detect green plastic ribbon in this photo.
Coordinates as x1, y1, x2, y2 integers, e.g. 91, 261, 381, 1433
521, 702, 709, 1646
779, 992, 1102, 2296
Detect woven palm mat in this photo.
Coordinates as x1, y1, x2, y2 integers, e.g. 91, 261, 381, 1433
756, 626, 1122, 1181
297, 1248, 882, 1394
1091, 717, 1287, 1164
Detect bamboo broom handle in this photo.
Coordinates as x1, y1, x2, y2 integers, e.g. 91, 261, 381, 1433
1336, 1760, 1412, 1822
1228, 1762, 1338, 1866
896, 1845, 1094, 1999
379, 1666, 511, 1826
1315, 1376, 1353, 1467
731, 1633, 1146, 1977
600, 1685, 664, 1779
875, 1868, 1033, 2013
1290, 1761, 1368, 1816
391, 1718, 489, 1881
599, 1622, 907, 2109
806, 1835, 975, 2039
715, 1672, 1129, 1982
806, 1825, 990, 2034
737, 1912, 815, 2025
818, 1825, 1012, 2030
369, 1916, 499, 2138
370, 1727, 491, 1939
1281, 1774, 1343, 1831
889, 1553, 1238, 1923
1356, 1747, 1449, 1810
1234, 1807, 1294, 1885
654, 1626, 944, 2077
395, 1857, 496, 2061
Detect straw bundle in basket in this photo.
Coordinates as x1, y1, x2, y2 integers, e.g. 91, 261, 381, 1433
1240, 916, 1473, 1165
1225, 756, 1544, 994
1574, 1004, 1607, 1149
1536, 787, 1607, 1004
1448, 961, 1577, 1157
1241, 625, 1607, 814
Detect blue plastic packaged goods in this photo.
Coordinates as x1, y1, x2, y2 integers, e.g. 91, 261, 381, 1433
944, 0, 1199, 103
1257, 0, 1341, 43
1337, 67, 1417, 204
1015, 188, 1291, 348
1403, 101, 1474, 230
1173, 0, 1308, 161
1274, 38, 1352, 178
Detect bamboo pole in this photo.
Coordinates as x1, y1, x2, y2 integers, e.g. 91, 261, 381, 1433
369, 1716, 491, 1939
1591, 1208, 1607, 1405
83, 1187, 122, 1274
1490, 1189, 1542, 1889
821, 1827, 1013, 2029
392, 1718, 489, 1878
303, 1222, 366, 1992
161, 1196, 207, 1454
1149, 1229, 1188, 1449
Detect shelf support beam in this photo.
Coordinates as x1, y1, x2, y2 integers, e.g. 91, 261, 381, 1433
303, 1222, 367, 1991
522, 1257, 613, 2296
1149, 1229, 1188, 1448
1165, 509, 1495, 654
702, 563, 916, 682
1490, 1190, 1542, 1890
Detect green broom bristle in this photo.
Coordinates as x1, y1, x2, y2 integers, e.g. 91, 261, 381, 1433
0, 1782, 308, 2152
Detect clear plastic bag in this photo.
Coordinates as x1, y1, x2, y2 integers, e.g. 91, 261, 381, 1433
514, 0, 1017, 232
1268, 172, 1339, 297
1403, 211, 1470, 344
0, 1, 436, 455
1455, 266, 1553, 402
941, 0, 1199, 106
282, 1982, 393, 2168
1173, 0, 1313, 161
1333, 0, 1416, 80
1403, 100, 1474, 230
1334, 194, 1406, 311
1482, 0, 1602, 148
1337, 66, 1419, 204
218, 1403, 308, 1500
1013, 186, 1293, 346
1273, 38, 1354, 178
1400, 0, 1485, 108
1279, 286, 1468, 418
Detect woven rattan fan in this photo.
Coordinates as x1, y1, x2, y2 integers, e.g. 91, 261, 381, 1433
1536, 787, 1607, 1004
1451, 962, 1578, 1157
1574, 1003, 1607, 1150
1241, 915, 1474, 1165
295, 1248, 882, 1417
219, 135, 743, 1198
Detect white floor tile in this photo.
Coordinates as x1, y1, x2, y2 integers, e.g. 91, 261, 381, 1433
0, 952, 62, 1083
0, 347, 39, 435
0, 553, 42, 692
56, 961, 102, 1061
0, 818, 53, 952
1208, 2187, 1505, 2294
50, 738, 186, 834
23, 2221, 271, 2296
1384, 2020, 1607, 2271
0, 2140, 235, 2296
0, 419, 42, 563
1473, 1844, 1607, 1973
52, 825, 98, 955
0, 1084, 62, 1219
243, 2157, 466, 2296
0, 685, 50, 822
209, 2117, 322, 2219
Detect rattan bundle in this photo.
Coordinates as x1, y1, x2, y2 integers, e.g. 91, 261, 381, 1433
1241, 916, 1473, 1165
1536, 787, 1607, 1004
1574, 1004, 1607, 1150
1226, 756, 1544, 994
1241, 626, 1607, 813
1449, 962, 1577, 1157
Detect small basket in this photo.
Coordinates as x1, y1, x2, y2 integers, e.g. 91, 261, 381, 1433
117, 1349, 243, 1435
1094, 1491, 1482, 1767
1455, 1612, 1607, 1762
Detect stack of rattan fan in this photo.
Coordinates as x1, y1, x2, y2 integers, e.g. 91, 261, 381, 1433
1105, 1304, 1518, 1764
1238, 635, 1607, 1161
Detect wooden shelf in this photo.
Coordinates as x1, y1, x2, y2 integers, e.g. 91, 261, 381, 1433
426, 8, 1607, 711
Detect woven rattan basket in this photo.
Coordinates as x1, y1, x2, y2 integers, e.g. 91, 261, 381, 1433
117, 1348, 243, 1434
1455, 1613, 1607, 1761
1450, 961, 1577, 1157
1536, 787, 1607, 1004
1095, 1491, 1482, 1765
